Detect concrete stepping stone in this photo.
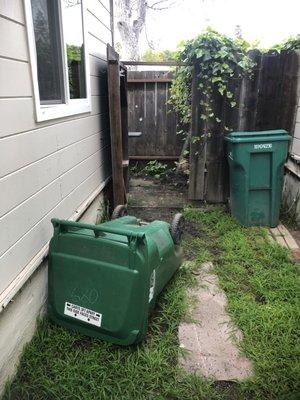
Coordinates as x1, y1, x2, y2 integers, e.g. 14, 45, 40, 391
178, 262, 253, 381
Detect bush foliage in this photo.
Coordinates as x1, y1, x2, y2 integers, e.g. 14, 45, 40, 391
169, 28, 254, 127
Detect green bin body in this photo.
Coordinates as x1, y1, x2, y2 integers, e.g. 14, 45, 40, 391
48, 216, 182, 345
225, 130, 290, 227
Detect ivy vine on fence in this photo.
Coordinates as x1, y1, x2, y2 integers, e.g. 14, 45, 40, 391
169, 28, 255, 138
170, 31, 300, 141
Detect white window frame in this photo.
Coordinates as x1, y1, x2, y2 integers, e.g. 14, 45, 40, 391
24, 0, 91, 122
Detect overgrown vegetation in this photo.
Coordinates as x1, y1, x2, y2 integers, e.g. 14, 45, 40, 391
142, 48, 176, 62
272, 34, 300, 52
3, 207, 299, 399
96, 198, 111, 224
130, 160, 171, 179
169, 28, 255, 127
129, 160, 188, 186
143, 160, 169, 178
169, 29, 300, 138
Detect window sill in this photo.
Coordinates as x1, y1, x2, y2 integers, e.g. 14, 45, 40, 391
36, 100, 92, 122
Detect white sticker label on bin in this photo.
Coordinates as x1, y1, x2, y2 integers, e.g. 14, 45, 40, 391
64, 302, 102, 327
254, 143, 272, 150
149, 270, 156, 303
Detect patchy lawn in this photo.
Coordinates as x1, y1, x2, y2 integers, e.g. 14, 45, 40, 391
183, 207, 300, 399
3, 207, 299, 400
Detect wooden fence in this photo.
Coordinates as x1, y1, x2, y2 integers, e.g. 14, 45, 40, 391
126, 51, 299, 202
127, 71, 183, 159
189, 50, 300, 202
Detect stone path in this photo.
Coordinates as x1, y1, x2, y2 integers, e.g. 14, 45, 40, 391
178, 262, 253, 381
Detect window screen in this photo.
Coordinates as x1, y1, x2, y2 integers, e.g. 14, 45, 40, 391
31, 0, 64, 103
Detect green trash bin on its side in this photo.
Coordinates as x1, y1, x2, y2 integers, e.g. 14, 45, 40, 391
225, 130, 290, 227
48, 215, 183, 345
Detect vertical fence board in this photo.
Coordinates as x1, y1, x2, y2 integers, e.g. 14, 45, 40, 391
188, 63, 207, 200
128, 71, 181, 158
277, 51, 300, 133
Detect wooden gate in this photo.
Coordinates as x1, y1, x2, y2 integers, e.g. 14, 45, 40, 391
127, 71, 183, 159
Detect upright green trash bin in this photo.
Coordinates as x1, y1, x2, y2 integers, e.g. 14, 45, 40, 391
225, 130, 290, 227
48, 214, 183, 345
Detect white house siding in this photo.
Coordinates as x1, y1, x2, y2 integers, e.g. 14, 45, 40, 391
290, 51, 300, 158
0, 0, 113, 296
0, 0, 113, 393
292, 98, 300, 157
283, 50, 300, 227
0, 191, 106, 395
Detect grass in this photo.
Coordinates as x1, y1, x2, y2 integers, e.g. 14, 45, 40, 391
3, 207, 300, 399
184, 207, 300, 399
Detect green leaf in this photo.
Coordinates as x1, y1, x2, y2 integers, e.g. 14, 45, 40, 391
191, 136, 200, 143
211, 76, 222, 83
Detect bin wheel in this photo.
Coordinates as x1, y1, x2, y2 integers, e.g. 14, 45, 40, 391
112, 205, 128, 220
170, 213, 184, 245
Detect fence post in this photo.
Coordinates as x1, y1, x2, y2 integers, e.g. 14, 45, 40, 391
107, 45, 126, 207
188, 63, 207, 200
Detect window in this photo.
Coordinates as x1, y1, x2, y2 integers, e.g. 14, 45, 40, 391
25, 0, 91, 121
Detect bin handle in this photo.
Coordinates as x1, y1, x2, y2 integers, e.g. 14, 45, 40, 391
51, 218, 145, 240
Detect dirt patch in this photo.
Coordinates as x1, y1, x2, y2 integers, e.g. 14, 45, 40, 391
129, 178, 188, 209
128, 206, 182, 224
130, 160, 188, 190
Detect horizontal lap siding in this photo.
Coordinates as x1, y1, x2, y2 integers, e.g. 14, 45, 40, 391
291, 97, 300, 157
0, 17, 27, 61
0, 0, 25, 24
0, 43, 110, 138
0, 58, 32, 97
0, 0, 113, 294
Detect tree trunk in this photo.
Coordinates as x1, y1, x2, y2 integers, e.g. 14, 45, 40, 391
115, 0, 146, 60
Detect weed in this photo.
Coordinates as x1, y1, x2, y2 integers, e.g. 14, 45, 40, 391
96, 198, 110, 224
129, 161, 143, 176
143, 160, 168, 179
129, 160, 171, 180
